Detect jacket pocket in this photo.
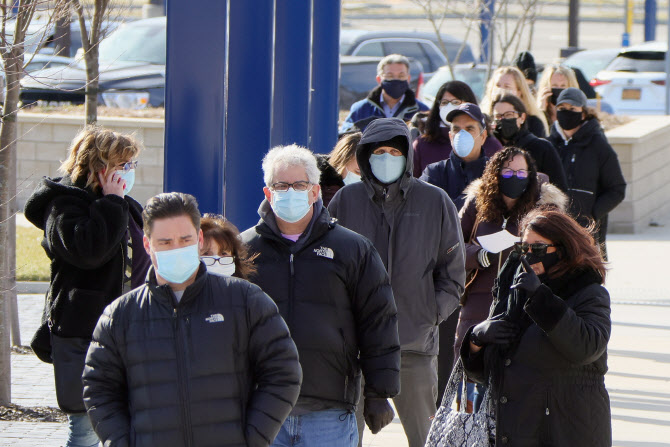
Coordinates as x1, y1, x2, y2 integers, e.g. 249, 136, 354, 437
54, 288, 108, 338
340, 328, 360, 406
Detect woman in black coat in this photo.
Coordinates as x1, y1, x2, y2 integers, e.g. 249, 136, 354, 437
461, 207, 612, 447
24, 127, 150, 447
491, 94, 568, 192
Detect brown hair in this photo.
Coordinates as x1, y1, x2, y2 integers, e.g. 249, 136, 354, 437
329, 132, 362, 176
142, 192, 201, 237
59, 126, 142, 192
519, 207, 607, 281
200, 214, 257, 280
476, 147, 539, 223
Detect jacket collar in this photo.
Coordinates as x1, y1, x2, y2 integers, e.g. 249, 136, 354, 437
146, 263, 208, 308
366, 84, 418, 113
255, 198, 333, 250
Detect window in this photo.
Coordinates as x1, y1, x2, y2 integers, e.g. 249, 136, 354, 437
384, 41, 430, 74
354, 42, 384, 57
606, 51, 665, 73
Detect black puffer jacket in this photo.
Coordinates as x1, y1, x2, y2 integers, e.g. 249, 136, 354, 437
241, 203, 400, 412
83, 265, 302, 447
462, 255, 612, 446
24, 175, 145, 338
548, 120, 626, 246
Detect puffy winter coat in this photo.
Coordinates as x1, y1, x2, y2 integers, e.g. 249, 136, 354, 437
462, 259, 612, 446
241, 203, 400, 412
83, 265, 302, 447
547, 119, 626, 247
329, 117, 466, 355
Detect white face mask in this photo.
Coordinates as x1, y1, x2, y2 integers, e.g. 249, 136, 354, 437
342, 171, 361, 185
439, 103, 458, 125
203, 256, 236, 277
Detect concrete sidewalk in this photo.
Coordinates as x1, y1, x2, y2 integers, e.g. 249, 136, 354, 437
3, 224, 670, 446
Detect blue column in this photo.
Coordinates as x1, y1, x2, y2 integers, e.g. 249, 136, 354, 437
479, 0, 494, 63
225, 0, 275, 230
644, 0, 657, 41
272, 0, 312, 148
309, 0, 341, 154
164, 0, 226, 214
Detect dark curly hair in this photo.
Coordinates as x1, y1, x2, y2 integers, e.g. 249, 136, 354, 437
200, 214, 257, 280
475, 147, 539, 223
424, 81, 478, 142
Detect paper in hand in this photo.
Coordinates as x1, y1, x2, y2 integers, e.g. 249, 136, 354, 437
476, 230, 520, 254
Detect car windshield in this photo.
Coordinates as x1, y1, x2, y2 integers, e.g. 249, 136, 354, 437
605, 51, 665, 73
423, 66, 490, 102
563, 50, 618, 80
99, 21, 166, 65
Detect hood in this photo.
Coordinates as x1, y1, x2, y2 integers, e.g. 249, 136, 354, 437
463, 177, 568, 212
356, 117, 414, 195
23, 176, 98, 230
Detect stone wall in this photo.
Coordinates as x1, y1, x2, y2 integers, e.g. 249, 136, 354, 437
16, 113, 164, 209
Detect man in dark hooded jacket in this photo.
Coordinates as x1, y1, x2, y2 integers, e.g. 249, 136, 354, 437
328, 118, 466, 447
241, 144, 400, 447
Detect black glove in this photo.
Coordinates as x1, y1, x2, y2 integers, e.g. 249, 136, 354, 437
511, 257, 542, 295
364, 397, 394, 434
471, 319, 520, 345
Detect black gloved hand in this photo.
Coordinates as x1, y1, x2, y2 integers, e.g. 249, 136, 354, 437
511, 257, 542, 295
364, 397, 395, 434
471, 319, 520, 345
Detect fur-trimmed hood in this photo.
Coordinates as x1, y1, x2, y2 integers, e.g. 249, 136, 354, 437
462, 177, 568, 212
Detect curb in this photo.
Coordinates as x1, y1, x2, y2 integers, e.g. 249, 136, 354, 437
16, 282, 49, 294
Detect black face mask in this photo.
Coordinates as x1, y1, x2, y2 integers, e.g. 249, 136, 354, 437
557, 109, 583, 130
494, 118, 519, 141
381, 80, 409, 100
550, 88, 564, 106
525, 251, 561, 280
499, 175, 529, 199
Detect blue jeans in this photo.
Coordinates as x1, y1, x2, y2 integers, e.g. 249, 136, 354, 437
66, 414, 100, 447
271, 409, 358, 447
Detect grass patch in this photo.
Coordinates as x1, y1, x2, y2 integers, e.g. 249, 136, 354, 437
16, 225, 50, 282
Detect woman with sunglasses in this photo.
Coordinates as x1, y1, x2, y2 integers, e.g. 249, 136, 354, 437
24, 126, 149, 447
455, 147, 567, 411
491, 94, 568, 192
412, 80, 502, 177
461, 207, 612, 446
200, 214, 256, 280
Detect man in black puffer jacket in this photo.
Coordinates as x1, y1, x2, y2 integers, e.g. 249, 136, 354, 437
83, 193, 302, 447
241, 145, 400, 447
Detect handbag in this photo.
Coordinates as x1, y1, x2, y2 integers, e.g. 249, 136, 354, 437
425, 359, 495, 447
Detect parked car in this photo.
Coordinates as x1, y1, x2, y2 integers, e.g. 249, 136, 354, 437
0, 53, 74, 102
589, 41, 666, 115
21, 17, 165, 108
418, 63, 494, 107
340, 29, 475, 81
561, 47, 620, 83
339, 55, 424, 110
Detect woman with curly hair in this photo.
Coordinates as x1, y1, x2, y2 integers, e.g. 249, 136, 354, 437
454, 146, 567, 411
200, 214, 257, 280
461, 207, 612, 446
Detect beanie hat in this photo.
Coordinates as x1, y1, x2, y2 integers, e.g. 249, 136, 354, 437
513, 51, 537, 84
372, 135, 408, 157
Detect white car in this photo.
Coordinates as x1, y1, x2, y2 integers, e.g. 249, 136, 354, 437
590, 41, 666, 115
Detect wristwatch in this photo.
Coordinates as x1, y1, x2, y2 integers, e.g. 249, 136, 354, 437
470, 331, 484, 347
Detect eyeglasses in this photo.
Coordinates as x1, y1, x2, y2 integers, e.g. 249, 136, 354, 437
439, 99, 462, 107
271, 181, 312, 192
201, 256, 234, 266
514, 242, 559, 257
118, 161, 138, 173
492, 111, 519, 121
500, 168, 529, 179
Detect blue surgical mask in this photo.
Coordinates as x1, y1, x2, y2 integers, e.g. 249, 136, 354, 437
342, 171, 361, 185
115, 169, 135, 194
369, 153, 406, 184
272, 188, 312, 223
453, 129, 477, 158
154, 243, 200, 284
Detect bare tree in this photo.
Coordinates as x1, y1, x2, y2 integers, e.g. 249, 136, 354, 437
0, 0, 68, 405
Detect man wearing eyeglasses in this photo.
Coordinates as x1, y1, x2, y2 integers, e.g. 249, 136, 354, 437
241, 145, 401, 447
420, 103, 490, 211
339, 53, 429, 134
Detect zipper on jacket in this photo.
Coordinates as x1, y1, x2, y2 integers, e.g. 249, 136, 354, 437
571, 153, 576, 163
289, 254, 295, 327
173, 306, 194, 446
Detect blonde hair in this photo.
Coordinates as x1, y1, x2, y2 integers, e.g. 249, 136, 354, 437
329, 132, 361, 176
59, 126, 142, 192
482, 66, 548, 134
536, 64, 579, 112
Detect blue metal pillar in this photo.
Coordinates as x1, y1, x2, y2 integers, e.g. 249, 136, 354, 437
164, 0, 226, 214
272, 0, 312, 148
225, 0, 275, 230
479, 0, 494, 63
309, 0, 341, 154
645, 0, 657, 41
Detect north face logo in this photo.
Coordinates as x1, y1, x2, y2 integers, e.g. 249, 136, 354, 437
205, 313, 224, 323
314, 246, 334, 259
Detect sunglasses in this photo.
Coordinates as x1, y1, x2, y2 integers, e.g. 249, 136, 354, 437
513, 242, 559, 257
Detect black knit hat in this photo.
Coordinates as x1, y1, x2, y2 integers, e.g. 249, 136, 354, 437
372, 135, 408, 157
513, 51, 537, 84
